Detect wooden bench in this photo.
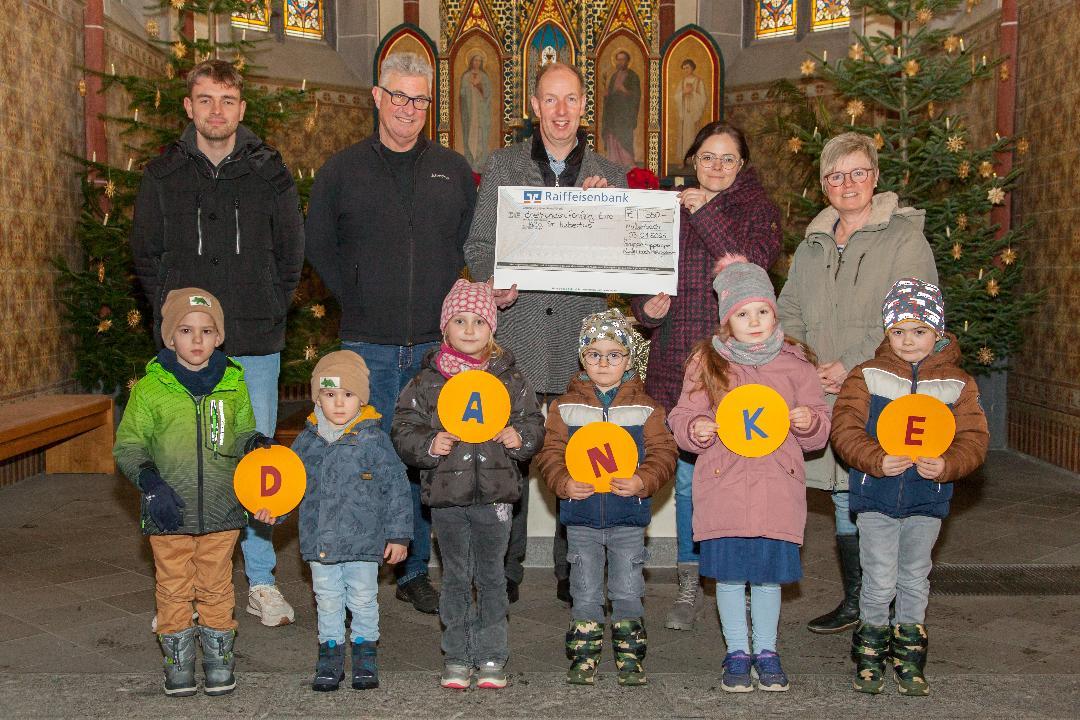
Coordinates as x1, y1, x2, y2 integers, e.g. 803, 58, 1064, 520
0, 395, 115, 474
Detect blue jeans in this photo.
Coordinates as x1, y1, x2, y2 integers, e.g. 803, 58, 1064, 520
715, 582, 781, 654
675, 454, 700, 563
857, 512, 942, 626
566, 525, 647, 622
832, 490, 858, 537
233, 353, 280, 588
309, 560, 380, 644
341, 340, 438, 586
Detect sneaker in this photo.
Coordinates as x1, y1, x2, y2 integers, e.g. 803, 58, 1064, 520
396, 575, 439, 614
440, 663, 472, 690
476, 661, 507, 689
556, 578, 572, 606
506, 579, 520, 604
752, 650, 790, 692
246, 585, 295, 627
721, 650, 754, 693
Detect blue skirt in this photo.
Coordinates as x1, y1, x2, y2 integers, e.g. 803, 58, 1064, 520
699, 537, 802, 585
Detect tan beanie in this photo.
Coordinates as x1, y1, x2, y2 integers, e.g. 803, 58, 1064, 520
311, 350, 371, 405
161, 288, 225, 347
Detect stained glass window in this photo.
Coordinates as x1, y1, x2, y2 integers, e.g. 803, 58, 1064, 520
811, 0, 850, 31
285, 0, 324, 39
230, 0, 271, 32
755, 0, 796, 39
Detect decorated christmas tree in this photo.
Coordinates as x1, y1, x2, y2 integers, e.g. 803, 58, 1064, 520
767, 0, 1040, 373
54, 0, 334, 398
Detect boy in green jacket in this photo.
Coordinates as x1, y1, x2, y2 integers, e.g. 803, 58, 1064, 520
114, 288, 272, 697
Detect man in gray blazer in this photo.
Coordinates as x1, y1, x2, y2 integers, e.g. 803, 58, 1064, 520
464, 62, 628, 604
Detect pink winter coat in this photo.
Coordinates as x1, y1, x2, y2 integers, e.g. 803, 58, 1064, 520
668, 342, 831, 545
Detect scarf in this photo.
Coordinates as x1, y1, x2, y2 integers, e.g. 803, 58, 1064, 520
435, 343, 490, 379
711, 325, 785, 367
314, 404, 353, 444
157, 348, 227, 397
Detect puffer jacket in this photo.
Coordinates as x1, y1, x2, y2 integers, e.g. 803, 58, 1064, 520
292, 405, 413, 564
831, 334, 988, 519
391, 348, 545, 508
776, 191, 939, 490
536, 374, 678, 529
668, 342, 831, 545
114, 356, 257, 535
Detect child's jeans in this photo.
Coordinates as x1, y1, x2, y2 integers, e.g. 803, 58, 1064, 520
715, 582, 781, 654
566, 525, 647, 622
856, 512, 942, 626
432, 503, 512, 667
309, 560, 380, 644
149, 530, 240, 634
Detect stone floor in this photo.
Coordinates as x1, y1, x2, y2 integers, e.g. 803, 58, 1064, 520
0, 449, 1078, 718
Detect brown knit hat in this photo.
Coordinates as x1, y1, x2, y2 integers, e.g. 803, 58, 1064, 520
161, 288, 225, 347
310, 350, 370, 405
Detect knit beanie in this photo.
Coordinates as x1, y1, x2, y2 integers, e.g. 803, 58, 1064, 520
579, 308, 647, 371
161, 288, 225, 347
440, 279, 498, 334
310, 350, 370, 405
712, 262, 777, 325
882, 277, 945, 335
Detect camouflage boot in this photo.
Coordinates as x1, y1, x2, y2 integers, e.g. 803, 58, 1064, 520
851, 622, 891, 693
891, 624, 930, 696
565, 620, 604, 685
611, 619, 647, 687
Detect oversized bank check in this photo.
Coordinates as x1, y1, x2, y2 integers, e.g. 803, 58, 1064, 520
493, 186, 680, 295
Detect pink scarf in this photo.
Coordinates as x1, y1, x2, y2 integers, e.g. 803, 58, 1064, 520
435, 343, 490, 379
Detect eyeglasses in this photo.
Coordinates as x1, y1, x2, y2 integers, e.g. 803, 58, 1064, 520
378, 86, 432, 110
824, 167, 874, 187
694, 153, 742, 170
582, 350, 629, 366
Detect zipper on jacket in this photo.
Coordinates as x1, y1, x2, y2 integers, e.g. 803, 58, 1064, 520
196, 194, 204, 255
233, 198, 241, 254
195, 395, 205, 534
853, 253, 866, 285
404, 147, 429, 344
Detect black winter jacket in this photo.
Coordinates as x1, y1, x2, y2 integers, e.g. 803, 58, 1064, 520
304, 134, 477, 345
130, 124, 305, 356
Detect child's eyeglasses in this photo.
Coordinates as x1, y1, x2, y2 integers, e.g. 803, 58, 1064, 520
582, 351, 629, 366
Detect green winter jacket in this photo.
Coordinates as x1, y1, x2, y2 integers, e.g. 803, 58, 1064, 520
777, 191, 938, 490
114, 357, 257, 535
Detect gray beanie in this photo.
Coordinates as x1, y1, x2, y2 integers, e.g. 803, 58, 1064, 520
712, 261, 777, 325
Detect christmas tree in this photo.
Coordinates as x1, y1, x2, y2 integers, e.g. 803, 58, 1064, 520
54, 0, 334, 398
767, 0, 1040, 373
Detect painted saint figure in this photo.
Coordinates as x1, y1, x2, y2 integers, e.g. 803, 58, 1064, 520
460, 53, 493, 170
677, 59, 708, 166
601, 50, 641, 168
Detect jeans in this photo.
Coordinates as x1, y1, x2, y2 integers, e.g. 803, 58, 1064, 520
715, 582, 781, 654
675, 454, 700, 563
432, 503, 512, 666
233, 353, 280, 588
857, 512, 942, 626
342, 340, 438, 586
566, 525, 647, 622
505, 472, 529, 584
832, 489, 858, 537
309, 560, 380, 644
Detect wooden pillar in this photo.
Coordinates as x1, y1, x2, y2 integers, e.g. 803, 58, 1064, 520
82, 0, 107, 164
993, 0, 1018, 238
404, 0, 419, 26
659, 0, 675, 47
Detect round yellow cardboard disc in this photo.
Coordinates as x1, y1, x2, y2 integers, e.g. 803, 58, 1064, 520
233, 445, 307, 518
876, 393, 956, 459
565, 422, 639, 493
714, 383, 790, 458
436, 370, 512, 444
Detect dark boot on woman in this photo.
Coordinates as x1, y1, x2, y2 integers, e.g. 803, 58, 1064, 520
807, 534, 861, 633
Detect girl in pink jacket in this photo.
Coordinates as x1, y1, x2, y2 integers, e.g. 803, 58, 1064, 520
669, 262, 830, 693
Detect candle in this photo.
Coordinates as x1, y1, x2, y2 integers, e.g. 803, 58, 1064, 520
301, 78, 307, 91
982, 54, 987, 66
111, 63, 115, 75
946, 226, 951, 238
310, 168, 314, 178
103, 212, 109, 226
126, 157, 133, 171
92, 151, 96, 163
946, 116, 950, 129
960, 38, 965, 53
978, 268, 984, 280
133, 108, 139, 122
242, 29, 246, 41
823, 50, 828, 63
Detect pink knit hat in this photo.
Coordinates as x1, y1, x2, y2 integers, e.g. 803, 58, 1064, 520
439, 279, 498, 333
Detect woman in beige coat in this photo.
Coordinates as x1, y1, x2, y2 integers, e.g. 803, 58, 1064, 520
776, 132, 939, 634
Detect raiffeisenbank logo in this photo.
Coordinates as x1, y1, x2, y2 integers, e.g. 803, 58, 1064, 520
522, 190, 542, 204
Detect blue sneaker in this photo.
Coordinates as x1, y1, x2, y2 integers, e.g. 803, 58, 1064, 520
721, 651, 754, 692
752, 649, 790, 692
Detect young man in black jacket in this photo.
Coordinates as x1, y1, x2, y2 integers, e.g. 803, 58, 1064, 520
130, 60, 305, 628
305, 52, 477, 615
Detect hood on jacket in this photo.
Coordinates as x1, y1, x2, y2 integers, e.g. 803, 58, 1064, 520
153, 123, 286, 184
805, 191, 926, 240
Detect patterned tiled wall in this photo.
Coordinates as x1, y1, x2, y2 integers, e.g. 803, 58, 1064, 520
254, 83, 373, 173
1007, 0, 1080, 472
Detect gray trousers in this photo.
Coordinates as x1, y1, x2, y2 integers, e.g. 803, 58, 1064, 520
856, 512, 942, 626
566, 524, 647, 622
432, 503, 512, 666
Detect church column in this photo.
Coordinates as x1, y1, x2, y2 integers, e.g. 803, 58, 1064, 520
82, 0, 107, 162
993, 0, 1018, 238
404, 0, 419, 25
659, 0, 675, 46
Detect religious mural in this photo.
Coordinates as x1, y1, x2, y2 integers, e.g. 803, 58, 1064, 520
661, 27, 723, 177
595, 40, 646, 168
453, 37, 502, 171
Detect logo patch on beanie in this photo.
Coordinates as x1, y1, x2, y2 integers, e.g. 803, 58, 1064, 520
189, 295, 211, 307
320, 377, 340, 388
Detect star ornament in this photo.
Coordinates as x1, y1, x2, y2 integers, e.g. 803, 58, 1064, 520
172, 41, 187, 59
1001, 247, 1018, 265
986, 278, 1001, 297
904, 59, 920, 77
951, 243, 963, 260
787, 136, 804, 154
873, 133, 885, 150
800, 59, 817, 77
1016, 137, 1029, 155
956, 213, 969, 229
979, 161, 995, 178
958, 161, 971, 179
976, 346, 995, 365
987, 186, 1006, 204
916, 8, 934, 23
170, 0, 185, 8
127, 309, 142, 328
946, 135, 966, 153
97, 319, 113, 333
310, 303, 326, 319
943, 35, 961, 54
849, 43, 865, 61
304, 344, 317, 361
845, 99, 866, 121
104, 180, 117, 198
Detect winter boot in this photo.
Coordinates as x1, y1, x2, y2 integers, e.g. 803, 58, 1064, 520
198, 626, 236, 696
158, 627, 197, 697
611, 619, 648, 686
565, 620, 604, 685
807, 534, 862, 634
351, 640, 379, 690
851, 622, 891, 694
312, 640, 345, 692
891, 623, 930, 696
663, 563, 701, 631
